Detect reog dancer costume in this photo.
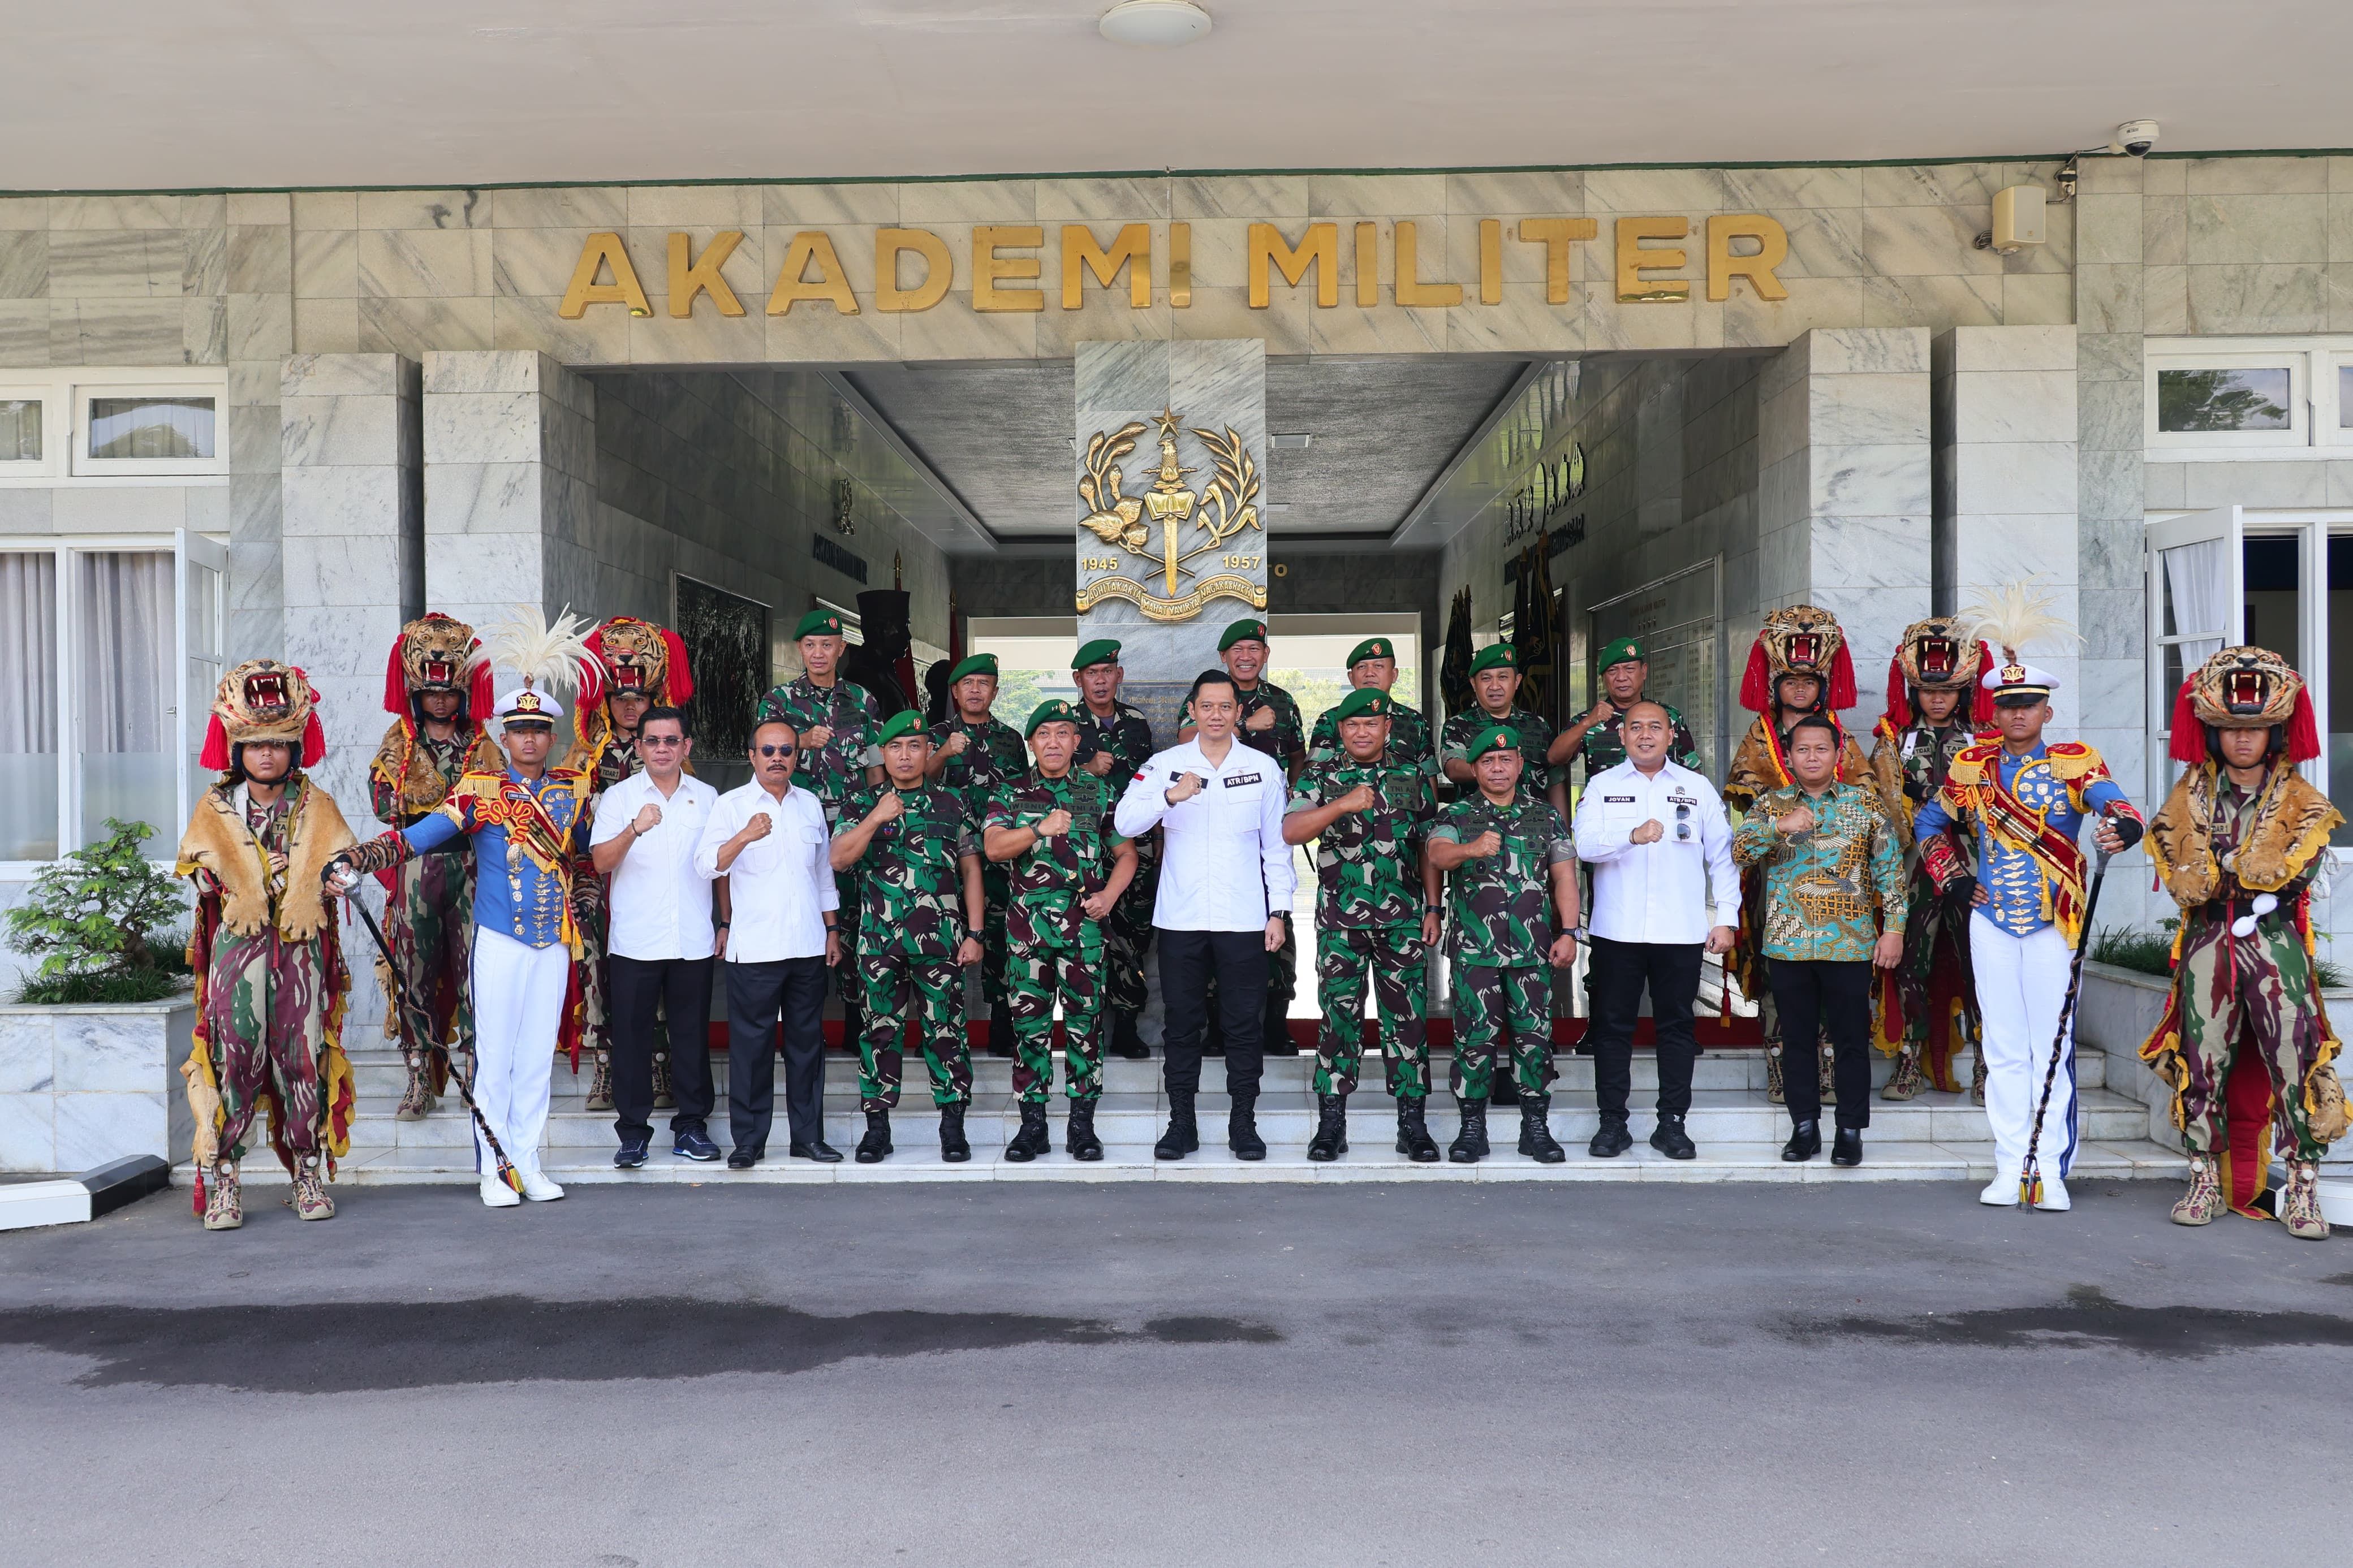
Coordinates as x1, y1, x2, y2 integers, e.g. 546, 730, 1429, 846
2141, 646, 2348, 1239
177, 662, 357, 1230
1721, 606, 1869, 1105
368, 614, 503, 1121
1867, 617, 1996, 1101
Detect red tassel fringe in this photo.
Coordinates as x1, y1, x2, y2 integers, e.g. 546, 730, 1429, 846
2167, 679, 2205, 762
469, 655, 495, 723
1826, 642, 1856, 710
1738, 640, 1772, 712
661, 625, 694, 706
1881, 653, 1910, 731
2287, 686, 2321, 764
380, 632, 410, 715
1971, 642, 1997, 725
199, 714, 230, 771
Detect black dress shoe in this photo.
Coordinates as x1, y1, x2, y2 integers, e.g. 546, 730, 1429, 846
673, 1128, 721, 1163
788, 1139, 843, 1163
1588, 1116, 1634, 1159
614, 1136, 650, 1169
1648, 1113, 1696, 1160
1781, 1120, 1821, 1163
1830, 1126, 1863, 1167
726, 1149, 757, 1170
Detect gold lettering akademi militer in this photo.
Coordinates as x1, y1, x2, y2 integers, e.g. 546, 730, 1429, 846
555, 217, 1792, 319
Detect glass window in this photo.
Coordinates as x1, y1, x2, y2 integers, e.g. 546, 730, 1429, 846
76, 551, 176, 849
2330, 537, 2353, 845
0, 398, 38, 461
2156, 368, 2291, 433
0, 554, 59, 860
2341, 364, 2353, 429
2243, 535, 2301, 655
87, 395, 215, 461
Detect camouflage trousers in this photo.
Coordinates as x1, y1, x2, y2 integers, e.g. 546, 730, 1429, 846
855, 947, 973, 1112
202, 927, 332, 1160
980, 867, 1011, 1011
381, 847, 473, 1083
1007, 933, 1105, 1103
1451, 964, 1556, 1100
2161, 906, 2336, 1164
1313, 923, 1430, 1099
1889, 880, 1980, 1092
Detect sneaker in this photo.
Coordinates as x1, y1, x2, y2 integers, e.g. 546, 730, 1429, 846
614, 1136, 650, 1169
480, 1174, 523, 1208
1978, 1168, 2022, 1206
287, 1161, 336, 1220
673, 1128, 721, 1163
2031, 1173, 2071, 1212
518, 1165, 566, 1202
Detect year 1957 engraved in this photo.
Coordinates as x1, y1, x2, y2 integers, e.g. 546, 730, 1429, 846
1222, 554, 1261, 569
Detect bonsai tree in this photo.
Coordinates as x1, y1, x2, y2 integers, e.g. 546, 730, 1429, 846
5, 817, 189, 1004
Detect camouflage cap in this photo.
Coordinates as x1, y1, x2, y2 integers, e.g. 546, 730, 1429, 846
1465, 722, 1522, 760
1598, 636, 1645, 671
1072, 637, 1121, 672
949, 652, 998, 683
1025, 698, 1080, 737
875, 709, 928, 747
1333, 686, 1391, 722
1218, 617, 1270, 651
793, 608, 846, 641
1468, 642, 1518, 676
1347, 636, 1394, 667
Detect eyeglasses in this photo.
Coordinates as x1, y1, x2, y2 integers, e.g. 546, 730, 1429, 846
755, 743, 797, 757
641, 735, 685, 748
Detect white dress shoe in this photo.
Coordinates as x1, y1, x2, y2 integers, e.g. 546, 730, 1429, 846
518, 1165, 566, 1202
2031, 1173, 2071, 1212
1979, 1168, 2022, 1206
480, 1174, 522, 1208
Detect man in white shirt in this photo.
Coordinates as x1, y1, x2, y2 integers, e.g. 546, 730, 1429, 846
693, 717, 842, 1168
589, 705, 721, 1168
1115, 668, 1296, 1161
1574, 702, 1740, 1161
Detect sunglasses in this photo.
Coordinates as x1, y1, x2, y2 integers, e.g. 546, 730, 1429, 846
1674, 802, 1692, 841
755, 743, 798, 757
641, 734, 686, 748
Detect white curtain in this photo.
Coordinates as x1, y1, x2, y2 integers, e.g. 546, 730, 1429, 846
2162, 538, 2230, 668
76, 551, 175, 847
0, 552, 58, 858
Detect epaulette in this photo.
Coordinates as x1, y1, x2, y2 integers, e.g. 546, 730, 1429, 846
2043, 740, 2102, 780
1946, 740, 2001, 788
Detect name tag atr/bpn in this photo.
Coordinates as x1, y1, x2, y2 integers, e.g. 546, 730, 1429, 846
1225, 774, 1262, 788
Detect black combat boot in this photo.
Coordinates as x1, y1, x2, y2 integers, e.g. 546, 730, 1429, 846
938, 1102, 971, 1163
1307, 1093, 1349, 1161
855, 1108, 892, 1164
1395, 1098, 1440, 1163
1649, 1111, 1696, 1160
1004, 1102, 1051, 1163
1229, 1087, 1266, 1160
1156, 1090, 1199, 1160
1110, 1010, 1150, 1060
1781, 1119, 1821, 1162
988, 1000, 1017, 1060
1448, 1098, 1489, 1164
1518, 1095, 1566, 1163
1588, 1115, 1634, 1159
1066, 1098, 1104, 1161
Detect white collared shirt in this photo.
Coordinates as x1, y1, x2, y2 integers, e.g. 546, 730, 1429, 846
692, 778, 838, 964
589, 769, 719, 961
1574, 758, 1741, 944
1115, 736, 1296, 932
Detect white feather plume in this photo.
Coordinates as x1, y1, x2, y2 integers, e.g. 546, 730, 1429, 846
480, 603, 597, 697
1961, 579, 2079, 662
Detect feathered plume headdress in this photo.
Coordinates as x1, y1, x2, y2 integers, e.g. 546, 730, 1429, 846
480, 603, 598, 703
1961, 580, 2078, 666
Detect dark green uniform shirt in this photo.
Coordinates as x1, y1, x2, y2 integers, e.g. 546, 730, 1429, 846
1427, 791, 1574, 969
838, 782, 976, 959
1183, 678, 1305, 768
755, 676, 881, 825
1309, 697, 1438, 801
1285, 755, 1434, 931
982, 771, 1128, 952
1579, 700, 1701, 777
1072, 699, 1156, 797
1440, 706, 1561, 798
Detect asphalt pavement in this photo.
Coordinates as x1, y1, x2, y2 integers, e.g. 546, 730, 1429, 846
3, 1177, 2348, 1567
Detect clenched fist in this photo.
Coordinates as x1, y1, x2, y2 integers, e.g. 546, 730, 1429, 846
869, 789, 905, 824
1333, 783, 1376, 815
1773, 804, 1814, 837
803, 724, 833, 750
1167, 771, 1206, 804
1083, 751, 1113, 776
1245, 706, 1277, 733
1465, 830, 1503, 858
1035, 807, 1072, 839
1630, 819, 1665, 845
735, 811, 773, 844
941, 730, 969, 758
631, 802, 662, 835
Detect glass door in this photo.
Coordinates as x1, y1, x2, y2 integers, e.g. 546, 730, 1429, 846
175, 530, 226, 830
2147, 506, 2244, 799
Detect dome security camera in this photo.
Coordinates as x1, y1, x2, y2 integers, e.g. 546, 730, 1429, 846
2108, 120, 2160, 157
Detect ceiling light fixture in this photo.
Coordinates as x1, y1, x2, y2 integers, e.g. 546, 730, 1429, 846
1098, 1, 1213, 48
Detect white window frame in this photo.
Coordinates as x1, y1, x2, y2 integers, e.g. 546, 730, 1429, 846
0, 366, 229, 486
0, 532, 225, 873
2145, 335, 2353, 457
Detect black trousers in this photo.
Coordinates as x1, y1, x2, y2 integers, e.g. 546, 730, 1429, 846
1768, 958, 1875, 1130
1160, 928, 1268, 1098
724, 956, 829, 1155
608, 953, 716, 1142
1587, 935, 1701, 1120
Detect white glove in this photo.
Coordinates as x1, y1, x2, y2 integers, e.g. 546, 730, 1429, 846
2231, 892, 2280, 938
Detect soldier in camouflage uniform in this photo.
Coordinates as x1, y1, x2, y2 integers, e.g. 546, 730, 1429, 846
982, 699, 1139, 1163
1866, 617, 1994, 1102
2143, 646, 2348, 1240
1283, 686, 1442, 1163
830, 710, 985, 1165
1308, 636, 1440, 807
926, 651, 1029, 1059
1179, 618, 1308, 1055
1426, 722, 1581, 1164
756, 608, 884, 1049
1071, 638, 1158, 1060
1549, 636, 1703, 784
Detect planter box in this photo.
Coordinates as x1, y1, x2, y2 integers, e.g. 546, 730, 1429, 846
0, 997, 196, 1174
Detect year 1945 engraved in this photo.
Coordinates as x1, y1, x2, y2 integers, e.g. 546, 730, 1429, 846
1081, 556, 1118, 572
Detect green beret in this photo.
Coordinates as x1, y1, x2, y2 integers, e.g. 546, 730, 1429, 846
1598, 636, 1645, 671
1072, 638, 1121, 672
1468, 642, 1518, 676
1025, 698, 1079, 737
949, 653, 998, 684
1347, 637, 1394, 667
875, 710, 928, 748
1333, 687, 1391, 722
794, 608, 846, 641
1218, 617, 1270, 652
1466, 722, 1521, 761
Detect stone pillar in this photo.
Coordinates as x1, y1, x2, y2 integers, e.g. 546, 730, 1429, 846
1933, 325, 2083, 729
1758, 327, 1933, 732
1073, 340, 1269, 742
421, 349, 600, 641
279, 352, 423, 824
226, 193, 295, 662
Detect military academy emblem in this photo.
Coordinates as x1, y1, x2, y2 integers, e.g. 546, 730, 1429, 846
1075, 407, 1268, 623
